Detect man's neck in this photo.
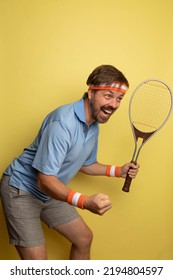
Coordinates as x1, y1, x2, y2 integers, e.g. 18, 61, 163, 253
83, 98, 95, 126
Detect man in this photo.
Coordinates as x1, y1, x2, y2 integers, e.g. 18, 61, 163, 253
0, 65, 139, 260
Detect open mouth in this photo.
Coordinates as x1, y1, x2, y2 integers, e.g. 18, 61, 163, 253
101, 107, 114, 116
102, 108, 112, 115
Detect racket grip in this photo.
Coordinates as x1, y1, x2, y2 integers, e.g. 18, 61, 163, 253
122, 161, 137, 193
122, 174, 132, 192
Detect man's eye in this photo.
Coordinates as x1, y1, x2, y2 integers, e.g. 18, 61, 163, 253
105, 94, 111, 99
117, 97, 123, 102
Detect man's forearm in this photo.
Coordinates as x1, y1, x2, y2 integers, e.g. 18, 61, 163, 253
37, 172, 70, 201
80, 162, 108, 176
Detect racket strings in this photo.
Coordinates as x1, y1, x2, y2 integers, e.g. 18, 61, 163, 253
130, 81, 172, 133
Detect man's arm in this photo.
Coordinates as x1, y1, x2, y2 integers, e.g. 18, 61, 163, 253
37, 173, 70, 201
80, 162, 139, 178
37, 172, 112, 215
80, 162, 107, 175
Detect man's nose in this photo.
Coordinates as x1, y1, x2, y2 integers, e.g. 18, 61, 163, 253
109, 98, 118, 109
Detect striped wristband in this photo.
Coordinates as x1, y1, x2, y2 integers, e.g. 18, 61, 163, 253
106, 165, 122, 177
67, 190, 88, 209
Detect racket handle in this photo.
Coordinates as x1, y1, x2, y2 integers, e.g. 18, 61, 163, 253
122, 161, 137, 193
122, 174, 132, 192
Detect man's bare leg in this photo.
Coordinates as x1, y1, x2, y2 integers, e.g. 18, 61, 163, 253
15, 217, 92, 260
15, 244, 47, 260
54, 217, 93, 260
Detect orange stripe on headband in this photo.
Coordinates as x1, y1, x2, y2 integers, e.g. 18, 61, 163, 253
88, 83, 128, 94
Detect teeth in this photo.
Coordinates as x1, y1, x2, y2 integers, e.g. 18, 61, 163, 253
103, 109, 112, 114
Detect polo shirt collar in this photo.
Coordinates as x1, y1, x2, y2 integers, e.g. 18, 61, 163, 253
74, 98, 87, 124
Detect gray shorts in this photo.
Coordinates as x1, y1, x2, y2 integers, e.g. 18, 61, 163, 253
0, 175, 79, 247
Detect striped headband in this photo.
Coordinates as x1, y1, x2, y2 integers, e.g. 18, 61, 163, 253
88, 82, 128, 94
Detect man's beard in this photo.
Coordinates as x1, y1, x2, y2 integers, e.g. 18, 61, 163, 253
89, 100, 116, 123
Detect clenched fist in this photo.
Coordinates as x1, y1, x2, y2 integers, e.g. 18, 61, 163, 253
83, 193, 112, 215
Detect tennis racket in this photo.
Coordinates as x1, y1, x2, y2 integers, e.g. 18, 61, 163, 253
122, 79, 173, 193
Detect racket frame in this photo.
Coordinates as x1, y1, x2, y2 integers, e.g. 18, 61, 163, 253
122, 78, 173, 192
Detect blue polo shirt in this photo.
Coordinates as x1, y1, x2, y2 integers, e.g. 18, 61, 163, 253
4, 99, 99, 201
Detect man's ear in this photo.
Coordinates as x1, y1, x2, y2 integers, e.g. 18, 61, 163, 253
88, 90, 93, 100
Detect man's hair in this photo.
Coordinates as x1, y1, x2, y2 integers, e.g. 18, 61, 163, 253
83, 65, 129, 99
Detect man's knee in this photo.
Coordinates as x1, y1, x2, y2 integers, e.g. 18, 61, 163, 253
77, 227, 93, 248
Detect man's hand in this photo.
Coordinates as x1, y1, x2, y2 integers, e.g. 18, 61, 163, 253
83, 193, 112, 215
120, 162, 140, 178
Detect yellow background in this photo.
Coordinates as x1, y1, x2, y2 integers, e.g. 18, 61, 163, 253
0, 0, 173, 260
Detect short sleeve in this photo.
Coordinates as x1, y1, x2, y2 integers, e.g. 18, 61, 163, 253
32, 121, 71, 175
